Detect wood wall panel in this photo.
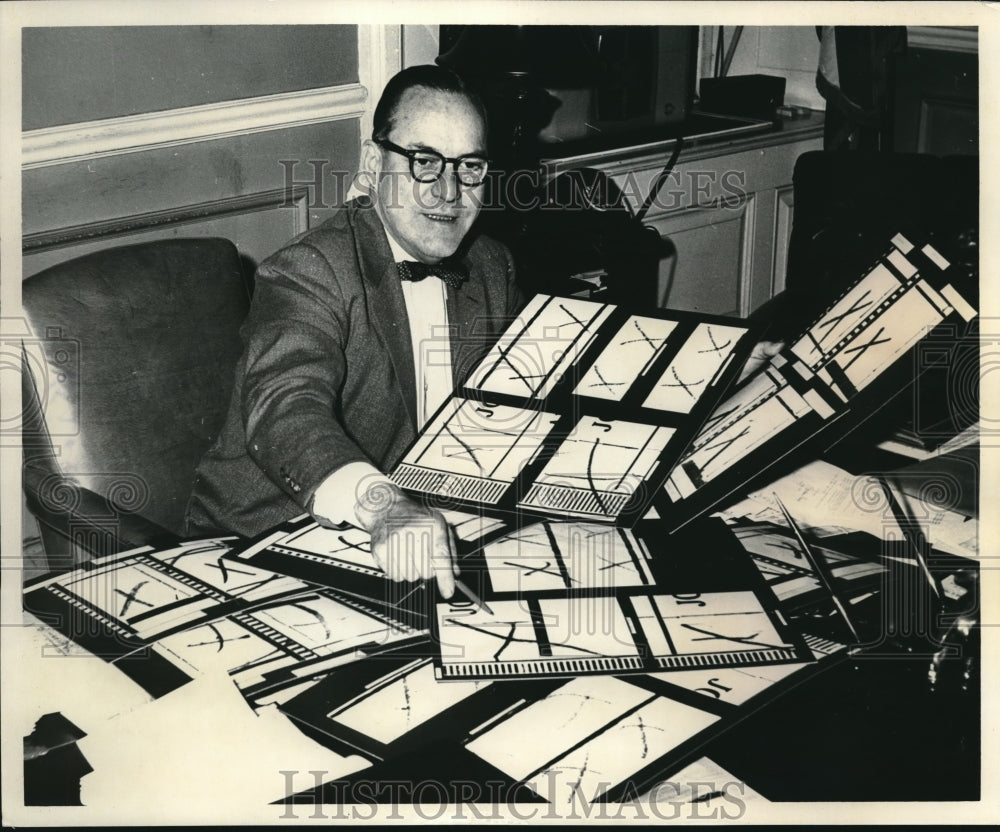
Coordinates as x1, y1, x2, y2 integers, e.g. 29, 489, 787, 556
23, 25, 359, 130
646, 204, 748, 317
22, 120, 359, 274
23, 187, 312, 278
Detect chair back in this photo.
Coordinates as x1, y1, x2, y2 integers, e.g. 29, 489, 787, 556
785, 150, 977, 307
22, 238, 251, 540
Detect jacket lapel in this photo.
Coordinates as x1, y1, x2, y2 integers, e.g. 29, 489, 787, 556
447, 252, 486, 387
350, 202, 419, 429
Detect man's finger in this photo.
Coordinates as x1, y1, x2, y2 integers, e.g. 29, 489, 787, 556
738, 340, 785, 383
432, 519, 457, 600
449, 524, 460, 577
369, 535, 389, 574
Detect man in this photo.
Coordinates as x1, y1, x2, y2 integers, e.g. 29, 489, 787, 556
186, 65, 523, 599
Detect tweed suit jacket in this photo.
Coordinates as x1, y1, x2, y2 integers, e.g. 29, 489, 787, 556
186, 197, 523, 538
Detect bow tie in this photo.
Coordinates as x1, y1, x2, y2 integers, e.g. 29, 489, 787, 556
396, 259, 468, 290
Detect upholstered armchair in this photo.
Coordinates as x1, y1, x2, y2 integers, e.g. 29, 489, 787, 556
22, 238, 252, 571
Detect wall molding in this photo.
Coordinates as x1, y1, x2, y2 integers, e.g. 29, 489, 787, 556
907, 26, 978, 54
22, 186, 311, 254
771, 186, 795, 299
357, 25, 402, 142
22, 83, 368, 170
737, 194, 755, 319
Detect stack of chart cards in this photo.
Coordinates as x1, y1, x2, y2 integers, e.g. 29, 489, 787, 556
389, 294, 762, 525
659, 232, 978, 531
23, 538, 309, 675
274, 522, 854, 805
161, 586, 424, 705
730, 521, 895, 654
429, 518, 811, 681
734, 522, 886, 606
23, 538, 422, 701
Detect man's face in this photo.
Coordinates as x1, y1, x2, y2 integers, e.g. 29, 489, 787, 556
364, 88, 487, 264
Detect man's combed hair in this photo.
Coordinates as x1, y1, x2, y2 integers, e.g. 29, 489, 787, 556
371, 64, 488, 142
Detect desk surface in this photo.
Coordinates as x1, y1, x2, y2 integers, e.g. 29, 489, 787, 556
12, 505, 981, 819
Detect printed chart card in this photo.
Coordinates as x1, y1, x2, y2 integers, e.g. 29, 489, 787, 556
474, 521, 655, 594
229, 517, 389, 603
390, 294, 761, 525
660, 233, 978, 530
426, 516, 810, 682
432, 590, 804, 681
23, 538, 310, 662
463, 674, 720, 805
279, 648, 729, 793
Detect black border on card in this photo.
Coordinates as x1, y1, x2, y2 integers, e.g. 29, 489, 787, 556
428, 517, 813, 682
277, 639, 567, 762
389, 297, 765, 527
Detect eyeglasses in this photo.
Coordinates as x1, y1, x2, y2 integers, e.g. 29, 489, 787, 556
374, 138, 490, 187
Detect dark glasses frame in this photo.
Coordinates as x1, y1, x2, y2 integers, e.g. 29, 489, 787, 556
374, 138, 490, 187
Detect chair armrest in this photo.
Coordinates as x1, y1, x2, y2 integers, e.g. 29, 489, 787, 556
23, 467, 176, 567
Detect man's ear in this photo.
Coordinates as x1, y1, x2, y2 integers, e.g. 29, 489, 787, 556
360, 139, 382, 184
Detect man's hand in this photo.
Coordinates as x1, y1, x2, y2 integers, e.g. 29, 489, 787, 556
738, 340, 785, 384
355, 480, 459, 599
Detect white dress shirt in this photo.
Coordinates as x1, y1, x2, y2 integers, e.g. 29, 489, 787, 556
310, 225, 454, 528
